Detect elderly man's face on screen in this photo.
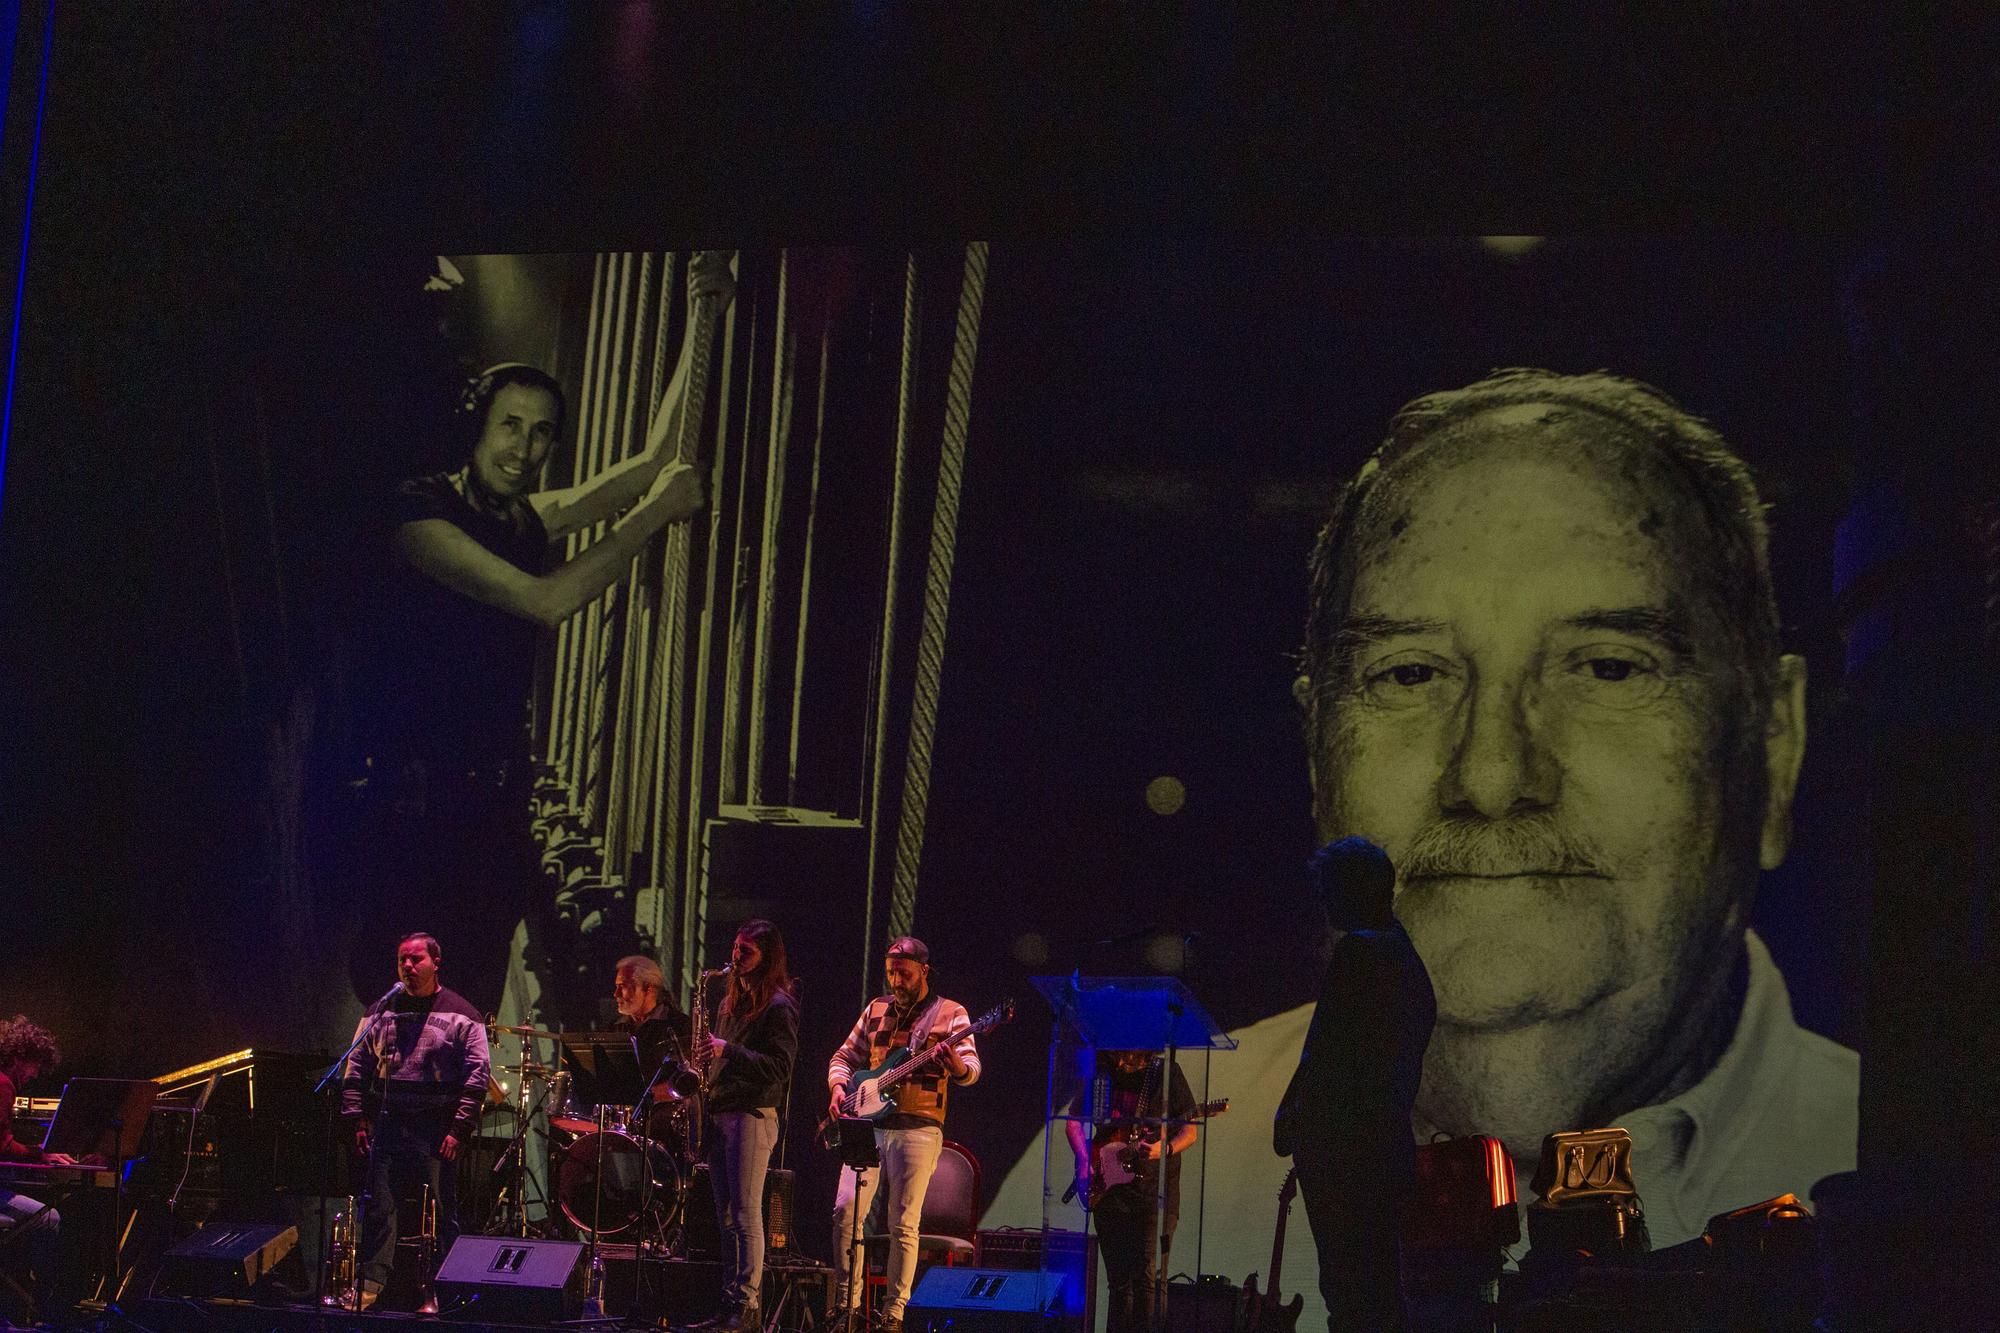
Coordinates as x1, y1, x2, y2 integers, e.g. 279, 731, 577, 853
1307, 404, 1800, 1053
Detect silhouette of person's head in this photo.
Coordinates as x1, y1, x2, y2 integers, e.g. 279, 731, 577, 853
1310, 836, 1397, 932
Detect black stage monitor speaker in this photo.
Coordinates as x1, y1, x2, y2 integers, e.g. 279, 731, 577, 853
435, 1235, 588, 1323
159, 1222, 298, 1295
906, 1266, 1075, 1333
975, 1227, 1096, 1333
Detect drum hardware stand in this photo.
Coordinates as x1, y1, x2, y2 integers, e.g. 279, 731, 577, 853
489, 1060, 564, 1237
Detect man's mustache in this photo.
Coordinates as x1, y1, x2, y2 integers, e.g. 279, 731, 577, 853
1398, 814, 1609, 881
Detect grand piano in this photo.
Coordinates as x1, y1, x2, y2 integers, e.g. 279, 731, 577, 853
4, 1049, 339, 1304
135, 1048, 345, 1201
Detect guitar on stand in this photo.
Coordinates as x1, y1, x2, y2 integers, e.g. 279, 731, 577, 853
816, 1001, 1015, 1148
1239, 1167, 1304, 1333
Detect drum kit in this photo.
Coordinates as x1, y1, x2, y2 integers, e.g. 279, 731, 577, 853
482, 1021, 696, 1244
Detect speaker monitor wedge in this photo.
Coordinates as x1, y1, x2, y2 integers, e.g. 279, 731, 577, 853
435, 1235, 588, 1322
906, 1266, 1075, 1333
159, 1222, 299, 1295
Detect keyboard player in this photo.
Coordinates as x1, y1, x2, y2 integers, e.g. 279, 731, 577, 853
0, 1015, 71, 1319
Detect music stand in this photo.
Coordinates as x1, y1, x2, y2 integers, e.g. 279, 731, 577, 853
41, 1078, 157, 1161
834, 1118, 880, 1330
1031, 977, 1233, 1333
43, 1077, 159, 1297
557, 1032, 650, 1110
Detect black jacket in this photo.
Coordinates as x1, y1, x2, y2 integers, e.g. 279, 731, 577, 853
709, 989, 800, 1116
1274, 920, 1436, 1182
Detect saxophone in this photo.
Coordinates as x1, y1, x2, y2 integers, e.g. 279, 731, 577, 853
675, 964, 731, 1097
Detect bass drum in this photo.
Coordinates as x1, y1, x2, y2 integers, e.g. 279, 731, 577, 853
557, 1130, 685, 1236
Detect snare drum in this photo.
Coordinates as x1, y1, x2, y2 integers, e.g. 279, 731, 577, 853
556, 1130, 685, 1235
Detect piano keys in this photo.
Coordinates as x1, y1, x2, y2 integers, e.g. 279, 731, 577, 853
0, 1160, 117, 1191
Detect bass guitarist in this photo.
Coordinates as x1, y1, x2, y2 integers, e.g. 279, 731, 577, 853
827, 937, 981, 1333
1065, 1050, 1200, 1333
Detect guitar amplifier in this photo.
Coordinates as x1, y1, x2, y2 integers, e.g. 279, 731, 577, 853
683, 1164, 796, 1256
1167, 1276, 1243, 1333
1405, 1134, 1521, 1251
974, 1228, 1095, 1333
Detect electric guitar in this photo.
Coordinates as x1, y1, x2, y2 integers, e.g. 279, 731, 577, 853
1086, 1098, 1230, 1207
1239, 1167, 1303, 1333
817, 1000, 1015, 1149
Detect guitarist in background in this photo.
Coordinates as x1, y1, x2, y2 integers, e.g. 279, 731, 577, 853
1274, 838, 1436, 1333
827, 937, 982, 1333
1066, 1050, 1200, 1333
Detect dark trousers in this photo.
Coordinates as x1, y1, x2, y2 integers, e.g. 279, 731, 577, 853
0, 1189, 60, 1318
360, 1124, 458, 1289
1296, 1162, 1407, 1333
1096, 1193, 1173, 1333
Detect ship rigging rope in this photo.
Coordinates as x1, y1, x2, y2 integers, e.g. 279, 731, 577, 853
889, 241, 991, 939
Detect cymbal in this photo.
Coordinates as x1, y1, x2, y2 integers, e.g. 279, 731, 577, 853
487, 1023, 562, 1040
508, 1062, 558, 1078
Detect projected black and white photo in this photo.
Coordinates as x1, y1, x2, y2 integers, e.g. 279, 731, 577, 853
8, 234, 1996, 1331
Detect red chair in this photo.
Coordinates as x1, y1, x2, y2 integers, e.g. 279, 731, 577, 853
916, 1140, 982, 1265
862, 1139, 984, 1314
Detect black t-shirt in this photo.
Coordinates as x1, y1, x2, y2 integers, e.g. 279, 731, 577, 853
367, 472, 552, 772
1085, 1058, 1197, 1222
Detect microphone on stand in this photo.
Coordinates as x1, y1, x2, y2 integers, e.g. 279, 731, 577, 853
1093, 923, 1160, 950
373, 981, 405, 1011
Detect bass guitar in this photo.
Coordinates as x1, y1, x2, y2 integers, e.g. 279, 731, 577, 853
817, 1000, 1015, 1149
1239, 1167, 1303, 1333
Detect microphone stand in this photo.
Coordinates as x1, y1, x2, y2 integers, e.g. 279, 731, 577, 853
1149, 1000, 1183, 1333
628, 1040, 669, 1261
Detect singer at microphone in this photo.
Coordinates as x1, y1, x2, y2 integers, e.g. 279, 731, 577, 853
338, 932, 491, 1310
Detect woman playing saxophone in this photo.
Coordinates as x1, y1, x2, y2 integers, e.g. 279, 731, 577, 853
691, 920, 798, 1333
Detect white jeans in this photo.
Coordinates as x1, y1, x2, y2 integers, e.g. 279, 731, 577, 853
831, 1124, 944, 1319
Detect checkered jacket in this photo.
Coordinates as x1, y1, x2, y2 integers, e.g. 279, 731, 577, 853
827, 992, 981, 1126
